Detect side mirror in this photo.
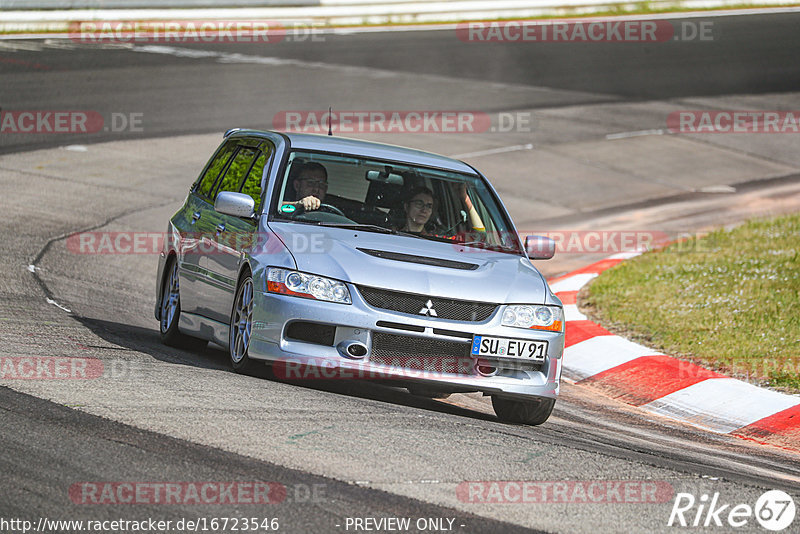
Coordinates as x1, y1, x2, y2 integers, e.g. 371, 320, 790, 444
525, 235, 556, 260
215, 191, 256, 218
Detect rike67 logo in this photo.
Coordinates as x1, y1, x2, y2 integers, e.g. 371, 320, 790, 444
668, 490, 795, 531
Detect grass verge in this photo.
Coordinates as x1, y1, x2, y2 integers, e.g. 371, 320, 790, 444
580, 213, 800, 391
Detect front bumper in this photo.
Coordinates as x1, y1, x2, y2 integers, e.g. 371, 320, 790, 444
248, 285, 564, 401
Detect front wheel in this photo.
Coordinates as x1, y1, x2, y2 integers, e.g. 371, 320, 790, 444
492, 396, 555, 426
230, 273, 259, 373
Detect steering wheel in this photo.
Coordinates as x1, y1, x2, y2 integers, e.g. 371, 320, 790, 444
290, 202, 347, 218
317, 203, 346, 217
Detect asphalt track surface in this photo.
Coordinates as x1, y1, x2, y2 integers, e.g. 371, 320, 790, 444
1, 11, 800, 534
2, 12, 800, 154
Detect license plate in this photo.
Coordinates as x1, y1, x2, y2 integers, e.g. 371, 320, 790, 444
471, 335, 548, 362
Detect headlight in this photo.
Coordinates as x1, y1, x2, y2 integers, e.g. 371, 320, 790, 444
267, 268, 351, 304
502, 305, 563, 332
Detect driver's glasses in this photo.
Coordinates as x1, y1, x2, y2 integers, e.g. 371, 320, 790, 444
410, 199, 433, 210
302, 179, 328, 190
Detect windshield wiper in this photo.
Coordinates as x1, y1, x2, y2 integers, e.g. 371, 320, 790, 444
317, 223, 417, 238
458, 240, 519, 253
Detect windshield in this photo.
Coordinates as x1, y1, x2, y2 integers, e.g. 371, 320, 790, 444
270, 149, 523, 254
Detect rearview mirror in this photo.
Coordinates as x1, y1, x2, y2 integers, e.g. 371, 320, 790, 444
215, 191, 256, 218
525, 235, 556, 260
365, 169, 404, 185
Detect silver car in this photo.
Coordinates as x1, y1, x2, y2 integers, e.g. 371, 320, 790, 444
155, 129, 563, 425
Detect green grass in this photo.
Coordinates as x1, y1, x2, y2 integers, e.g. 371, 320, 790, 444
581, 213, 800, 391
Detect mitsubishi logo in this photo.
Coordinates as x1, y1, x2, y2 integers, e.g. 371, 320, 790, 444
419, 299, 438, 317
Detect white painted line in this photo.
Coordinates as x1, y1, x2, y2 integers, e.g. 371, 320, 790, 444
605, 129, 665, 140
46, 298, 72, 313
549, 272, 597, 293
449, 144, 533, 159
563, 304, 587, 322
0, 41, 44, 51
640, 378, 800, 434
698, 184, 737, 193
123, 44, 540, 93
2, 5, 800, 25
563, 335, 660, 380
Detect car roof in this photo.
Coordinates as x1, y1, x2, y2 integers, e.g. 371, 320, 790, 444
228, 129, 478, 175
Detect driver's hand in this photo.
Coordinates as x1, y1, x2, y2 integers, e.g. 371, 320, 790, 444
297, 195, 321, 211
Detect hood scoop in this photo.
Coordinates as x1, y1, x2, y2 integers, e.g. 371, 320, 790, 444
357, 248, 479, 271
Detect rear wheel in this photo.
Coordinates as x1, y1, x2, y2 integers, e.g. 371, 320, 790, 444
492, 396, 555, 426
159, 257, 207, 350
230, 272, 259, 373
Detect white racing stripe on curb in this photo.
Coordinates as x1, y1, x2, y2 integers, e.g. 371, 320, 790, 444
640, 379, 800, 434
607, 251, 643, 260
549, 273, 597, 293
563, 335, 659, 380
563, 304, 587, 322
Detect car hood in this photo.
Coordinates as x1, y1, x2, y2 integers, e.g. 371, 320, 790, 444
268, 222, 548, 304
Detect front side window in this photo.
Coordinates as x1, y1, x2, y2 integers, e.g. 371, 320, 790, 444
270, 150, 522, 254
240, 151, 268, 212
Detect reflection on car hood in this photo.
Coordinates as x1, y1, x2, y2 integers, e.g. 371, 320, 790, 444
268, 222, 547, 304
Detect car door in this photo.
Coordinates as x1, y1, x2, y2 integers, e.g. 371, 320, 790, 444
201, 140, 272, 324
176, 138, 238, 317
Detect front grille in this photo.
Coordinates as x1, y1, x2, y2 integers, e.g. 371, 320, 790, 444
369, 332, 475, 376
358, 286, 497, 322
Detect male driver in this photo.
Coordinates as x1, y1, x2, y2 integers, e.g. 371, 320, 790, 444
291, 162, 328, 211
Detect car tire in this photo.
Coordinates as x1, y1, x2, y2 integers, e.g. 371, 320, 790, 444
229, 271, 260, 374
492, 396, 555, 426
159, 257, 207, 351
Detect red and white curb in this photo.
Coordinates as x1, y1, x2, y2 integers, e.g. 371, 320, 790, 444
550, 251, 800, 453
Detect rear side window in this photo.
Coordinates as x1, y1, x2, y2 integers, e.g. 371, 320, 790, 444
213, 147, 258, 197
196, 140, 237, 200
